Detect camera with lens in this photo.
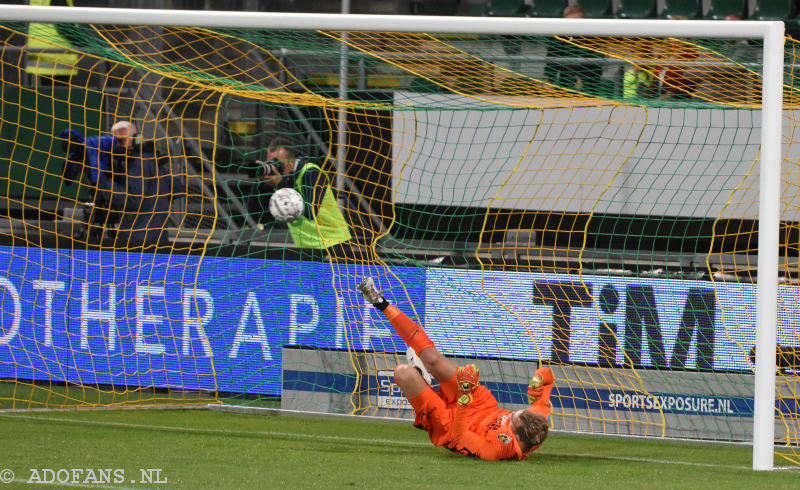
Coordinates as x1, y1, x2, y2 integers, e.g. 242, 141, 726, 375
256, 158, 285, 179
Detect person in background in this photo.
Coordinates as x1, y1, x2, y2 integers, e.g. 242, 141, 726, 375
59, 122, 179, 250
623, 65, 655, 99
58, 121, 136, 242
247, 137, 351, 251
83, 121, 138, 188
622, 44, 656, 99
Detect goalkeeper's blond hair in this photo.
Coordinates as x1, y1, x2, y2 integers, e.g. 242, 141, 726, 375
515, 411, 549, 448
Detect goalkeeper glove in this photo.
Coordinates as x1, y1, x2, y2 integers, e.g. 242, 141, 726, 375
457, 364, 480, 394
527, 375, 544, 405
457, 393, 473, 407
527, 367, 554, 405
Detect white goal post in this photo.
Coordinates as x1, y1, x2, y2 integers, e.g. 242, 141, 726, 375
0, 4, 785, 471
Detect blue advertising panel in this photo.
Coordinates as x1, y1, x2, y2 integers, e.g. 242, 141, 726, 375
0, 246, 425, 396
424, 268, 800, 372
2, 246, 800, 398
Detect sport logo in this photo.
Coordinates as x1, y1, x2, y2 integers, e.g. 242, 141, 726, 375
376, 370, 412, 409
497, 433, 511, 445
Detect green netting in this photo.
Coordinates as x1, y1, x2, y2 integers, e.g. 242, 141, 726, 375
0, 17, 798, 466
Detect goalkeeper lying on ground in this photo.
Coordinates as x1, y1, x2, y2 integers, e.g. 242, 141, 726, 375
359, 277, 553, 461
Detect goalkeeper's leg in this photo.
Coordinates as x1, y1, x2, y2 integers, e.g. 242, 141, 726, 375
359, 277, 457, 384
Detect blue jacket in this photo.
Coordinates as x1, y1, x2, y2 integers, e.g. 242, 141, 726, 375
59, 127, 130, 214
104, 155, 179, 248
84, 133, 124, 185
59, 129, 177, 247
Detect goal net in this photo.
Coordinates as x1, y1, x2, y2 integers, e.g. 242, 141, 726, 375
0, 6, 795, 468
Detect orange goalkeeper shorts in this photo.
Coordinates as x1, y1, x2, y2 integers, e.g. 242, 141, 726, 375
407, 374, 497, 447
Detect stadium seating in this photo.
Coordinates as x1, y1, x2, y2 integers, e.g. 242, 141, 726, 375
615, 0, 658, 18
527, 0, 567, 17
751, 0, 800, 36
459, 1, 489, 15
750, 0, 797, 20
483, 0, 531, 16
704, 0, 748, 19
580, 0, 614, 17
659, 0, 703, 18
411, 0, 460, 15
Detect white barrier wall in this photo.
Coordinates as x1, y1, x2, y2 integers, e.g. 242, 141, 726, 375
392, 92, 800, 220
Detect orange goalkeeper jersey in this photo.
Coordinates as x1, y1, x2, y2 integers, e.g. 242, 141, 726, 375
448, 384, 545, 461
448, 404, 523, 460
409, 377, 547, 461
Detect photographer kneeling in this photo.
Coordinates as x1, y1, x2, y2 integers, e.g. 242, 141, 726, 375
245, 137, 350, 251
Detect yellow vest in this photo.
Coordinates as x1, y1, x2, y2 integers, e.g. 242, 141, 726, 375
26, 0, 79, 76
287, 163, 351, 249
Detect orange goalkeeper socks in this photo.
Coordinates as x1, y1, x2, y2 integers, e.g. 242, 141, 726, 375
383, 305, 435, 354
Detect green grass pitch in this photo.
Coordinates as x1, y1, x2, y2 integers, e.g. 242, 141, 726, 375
0, 408, 798, 489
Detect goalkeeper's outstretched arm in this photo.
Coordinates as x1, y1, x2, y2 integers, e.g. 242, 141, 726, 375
451, 364, 504, 460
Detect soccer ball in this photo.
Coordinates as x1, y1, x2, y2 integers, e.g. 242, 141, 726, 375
269, 187, 304, 222
406, 347, 433, 385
